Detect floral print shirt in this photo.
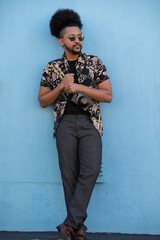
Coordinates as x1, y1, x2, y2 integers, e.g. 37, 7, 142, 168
40, 52, 109, 137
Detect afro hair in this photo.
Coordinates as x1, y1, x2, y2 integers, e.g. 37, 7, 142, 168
50, 8, 83, 38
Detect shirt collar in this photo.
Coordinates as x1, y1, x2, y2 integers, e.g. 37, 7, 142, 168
62, 52, 86, 69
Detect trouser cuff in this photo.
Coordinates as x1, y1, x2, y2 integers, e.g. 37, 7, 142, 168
63, 219, 87, 232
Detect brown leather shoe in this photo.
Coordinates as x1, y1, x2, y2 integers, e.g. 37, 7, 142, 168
73, 228, 86, 240
56, 223, 74, 240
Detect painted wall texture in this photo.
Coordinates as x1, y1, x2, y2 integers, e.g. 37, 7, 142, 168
0, 0, 160, 235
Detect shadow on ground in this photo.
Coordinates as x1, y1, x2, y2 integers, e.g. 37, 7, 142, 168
0, 232, 160, 240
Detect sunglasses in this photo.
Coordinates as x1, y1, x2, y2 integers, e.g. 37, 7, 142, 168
64, 34, 84, 42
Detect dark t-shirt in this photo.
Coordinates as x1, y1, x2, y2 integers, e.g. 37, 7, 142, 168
64, 60, 89, 115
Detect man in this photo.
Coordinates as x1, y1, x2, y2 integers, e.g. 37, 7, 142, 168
38, 9, 112, 240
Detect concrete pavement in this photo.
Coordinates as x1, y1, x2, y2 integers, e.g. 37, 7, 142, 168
0, 232, 160, 240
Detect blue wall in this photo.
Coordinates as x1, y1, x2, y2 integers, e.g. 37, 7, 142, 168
0, 0, 160, 234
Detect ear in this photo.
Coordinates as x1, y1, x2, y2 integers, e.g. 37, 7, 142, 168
58, 38, 64, 47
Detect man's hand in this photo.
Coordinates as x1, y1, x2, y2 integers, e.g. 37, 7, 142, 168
64, 79, 112, 102
64, 82, 79, 93
38, 73, 75, 108
61, 73, 74, 89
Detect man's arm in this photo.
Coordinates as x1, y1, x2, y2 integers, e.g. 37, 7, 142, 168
64, 79, 113, 103
38, 73, 74, 108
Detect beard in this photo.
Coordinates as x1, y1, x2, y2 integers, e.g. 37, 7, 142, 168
64, 43, 82, 55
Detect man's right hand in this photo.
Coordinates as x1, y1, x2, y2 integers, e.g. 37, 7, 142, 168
38, 73, 75, 108
61, 73, 74, 89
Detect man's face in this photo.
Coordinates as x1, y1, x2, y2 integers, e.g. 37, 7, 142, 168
59, 26, 83, 55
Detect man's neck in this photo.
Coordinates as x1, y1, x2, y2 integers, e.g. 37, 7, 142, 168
65, 51, 80, 61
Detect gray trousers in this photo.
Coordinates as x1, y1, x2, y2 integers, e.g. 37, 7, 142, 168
56, 114, 102, 231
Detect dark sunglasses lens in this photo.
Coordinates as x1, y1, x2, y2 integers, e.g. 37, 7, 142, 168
69, 36, 76, 41
78, 36, 84, 41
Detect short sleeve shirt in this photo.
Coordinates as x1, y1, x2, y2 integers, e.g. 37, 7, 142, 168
40, 52, 109, 137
